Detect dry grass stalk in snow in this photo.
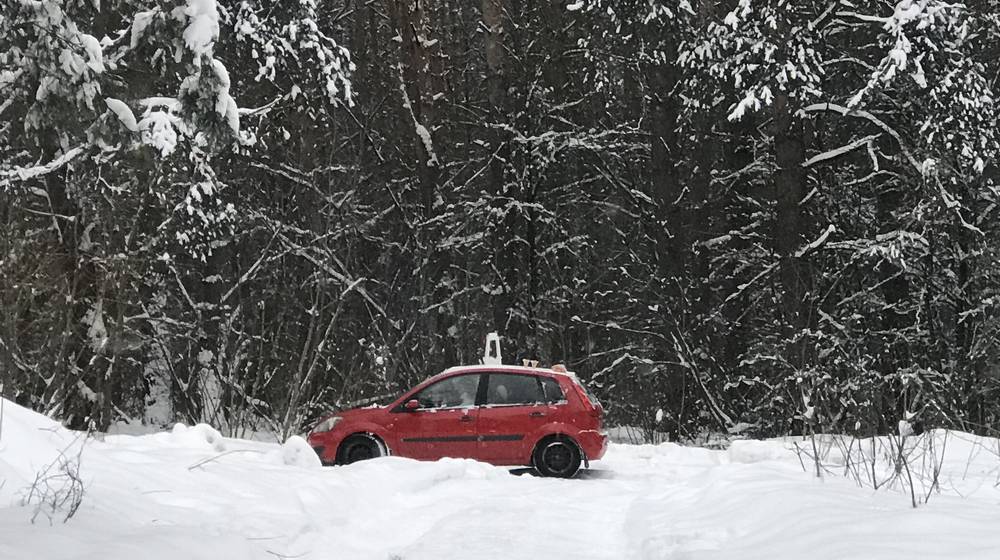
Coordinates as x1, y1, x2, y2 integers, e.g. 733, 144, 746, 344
21, 432, 89, 524
792, 430, 968, 508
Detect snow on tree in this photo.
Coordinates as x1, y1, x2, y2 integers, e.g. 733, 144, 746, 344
104, 98, 139, 132
2, 0, 999, 442
0, 0, 355, 430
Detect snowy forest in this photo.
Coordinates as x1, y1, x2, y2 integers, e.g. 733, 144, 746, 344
2, 0, 999, 442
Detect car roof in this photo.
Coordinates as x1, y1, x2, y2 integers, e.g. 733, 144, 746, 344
439, 364, 575, 379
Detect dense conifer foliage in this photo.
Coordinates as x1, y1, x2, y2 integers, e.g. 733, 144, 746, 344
2, 0, 998, 439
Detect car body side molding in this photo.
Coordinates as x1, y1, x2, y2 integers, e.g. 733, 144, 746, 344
401, 434, 525, 443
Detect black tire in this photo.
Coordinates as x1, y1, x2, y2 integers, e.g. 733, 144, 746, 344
335, 434, 386, 465
532, 436, 582, 478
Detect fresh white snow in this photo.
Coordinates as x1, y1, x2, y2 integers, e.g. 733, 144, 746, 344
104, 98, 139, 132
1, 398, 998, 559
78, 34, 105, 74
181, 0, 220, 58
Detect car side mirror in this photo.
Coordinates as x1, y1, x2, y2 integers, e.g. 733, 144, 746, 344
404, 399, 421, 411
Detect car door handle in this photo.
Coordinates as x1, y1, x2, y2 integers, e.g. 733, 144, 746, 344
529, 411, 546, 418
460, 415, 474, 422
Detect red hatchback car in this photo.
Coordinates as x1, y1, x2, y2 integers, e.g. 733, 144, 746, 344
307, 365, 608, 477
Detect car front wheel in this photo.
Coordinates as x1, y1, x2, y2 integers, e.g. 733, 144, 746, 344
533, 436, 582, 478
336, 434, 386, 465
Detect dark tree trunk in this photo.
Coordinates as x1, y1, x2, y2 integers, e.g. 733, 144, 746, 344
772, 94, 809, 332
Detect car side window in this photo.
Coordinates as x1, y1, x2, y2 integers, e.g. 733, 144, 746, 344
414, 374, 480, 409
539, 376, 566, 404
486, 374, 545, 406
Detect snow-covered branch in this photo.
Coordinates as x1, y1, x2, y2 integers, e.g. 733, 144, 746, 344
795, 224, 837, 258
802, 135, 880, 169
395, 62, 439, 168
0, 147, 86, 189
800, 103, 920, 171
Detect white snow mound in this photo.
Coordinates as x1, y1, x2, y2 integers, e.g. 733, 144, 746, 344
169, 422, 226, 452
0, 400, 83, 502
268, 435, 322, 468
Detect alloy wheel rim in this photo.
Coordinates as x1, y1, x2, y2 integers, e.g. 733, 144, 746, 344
348, 442, 375, 462
543, 442, 573, 474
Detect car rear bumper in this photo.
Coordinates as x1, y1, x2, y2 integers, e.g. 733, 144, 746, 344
577, 429, 608, 461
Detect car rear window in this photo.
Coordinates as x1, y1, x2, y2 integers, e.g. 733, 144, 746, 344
539, 376, 565, 404
486, 374, 545, 405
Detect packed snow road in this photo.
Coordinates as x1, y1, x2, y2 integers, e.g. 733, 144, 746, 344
2, 400, 999, 560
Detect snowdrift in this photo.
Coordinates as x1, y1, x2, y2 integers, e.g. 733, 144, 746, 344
1, 397, 999, 560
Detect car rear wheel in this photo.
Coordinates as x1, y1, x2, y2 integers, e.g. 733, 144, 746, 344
533, 436, 582, 478
336, 434, 386, 465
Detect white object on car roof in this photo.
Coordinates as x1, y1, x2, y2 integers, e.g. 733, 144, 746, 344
482, 332, 502, 365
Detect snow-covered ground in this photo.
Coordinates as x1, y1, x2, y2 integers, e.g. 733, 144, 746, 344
2, 398, 999, 560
